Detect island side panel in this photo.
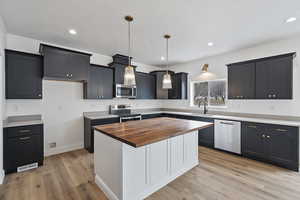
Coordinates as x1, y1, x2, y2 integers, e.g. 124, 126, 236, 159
94, 130, 123, 200
122, 130, 199, 200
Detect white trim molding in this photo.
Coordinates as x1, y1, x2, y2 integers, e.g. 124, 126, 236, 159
0, 170, 5, 184
45, 143, 83, 157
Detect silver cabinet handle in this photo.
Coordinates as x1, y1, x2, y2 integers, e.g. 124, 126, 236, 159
266, 135, 270, 138
262, 134, 265, 138
248, 125, 257, 129
275, 129, 288, 132
19, 130, 31, 133
220, 122, 235, 125
19, 136, 31, 140
38, 94, 42, 97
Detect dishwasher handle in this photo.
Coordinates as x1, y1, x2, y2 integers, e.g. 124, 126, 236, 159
219, 121, 235, 125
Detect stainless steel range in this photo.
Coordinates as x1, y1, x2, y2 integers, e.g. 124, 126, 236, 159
109, 104, 141, 122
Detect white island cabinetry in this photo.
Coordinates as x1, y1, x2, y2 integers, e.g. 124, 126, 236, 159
94, 130, 199, 200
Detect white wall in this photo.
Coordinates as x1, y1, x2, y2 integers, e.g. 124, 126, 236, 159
164, 35, 300, 117
5, 34, 163, 156
0, 16, 6, 183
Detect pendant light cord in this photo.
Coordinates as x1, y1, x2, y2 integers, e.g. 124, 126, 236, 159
166, 36, 169, 74
128, 20, 131, 66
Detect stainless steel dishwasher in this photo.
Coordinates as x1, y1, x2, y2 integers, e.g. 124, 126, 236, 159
214, 119, 241, 154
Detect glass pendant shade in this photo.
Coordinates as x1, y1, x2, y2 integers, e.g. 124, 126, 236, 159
162, 73, 172, 89
124, 65, 136, 86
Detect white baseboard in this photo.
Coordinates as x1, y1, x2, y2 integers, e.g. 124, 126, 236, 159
95, 174, 119, 200
0, 169, 5, 184
45, 143, 84, 156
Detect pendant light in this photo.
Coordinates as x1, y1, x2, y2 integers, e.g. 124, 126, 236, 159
124, 15, 136, 86
162, 34, 172, 89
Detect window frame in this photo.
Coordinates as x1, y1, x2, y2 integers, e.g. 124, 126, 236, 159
190, 78, 227, 108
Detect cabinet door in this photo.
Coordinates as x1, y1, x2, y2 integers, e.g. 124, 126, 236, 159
241, 123, 266, 159
67, 53, 89, 81
99, 67, 114, 99
227, 62, 255, 99
84, 66, 101, 99
150, 71, 170, 99
136, 72, 156, 99
198, 118, 214, 148
168, 74, 178, 99
41, 45, 90, 81
256, 56, 293, 99
112, 63, 125, 84
5, 135, 43, 172
5, 50, 43, 99
84, 65, 113, 99
266, 126, 299, 170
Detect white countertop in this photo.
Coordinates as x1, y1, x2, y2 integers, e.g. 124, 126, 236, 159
84, 111, 300, 127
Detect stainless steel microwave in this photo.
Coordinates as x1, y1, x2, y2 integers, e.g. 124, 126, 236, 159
115, 84, 137, 98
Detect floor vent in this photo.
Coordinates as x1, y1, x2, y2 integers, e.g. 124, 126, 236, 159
17, 163, 38, 173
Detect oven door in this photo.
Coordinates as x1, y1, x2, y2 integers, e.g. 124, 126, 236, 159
116, 84, 136, 98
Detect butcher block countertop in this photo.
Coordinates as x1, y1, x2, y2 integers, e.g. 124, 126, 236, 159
94, 117, 213, 147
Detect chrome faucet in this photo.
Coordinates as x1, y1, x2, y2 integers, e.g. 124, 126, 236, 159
198, 97, 208, 114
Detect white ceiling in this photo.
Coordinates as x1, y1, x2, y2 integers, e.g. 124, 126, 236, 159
1, 0, 300, 67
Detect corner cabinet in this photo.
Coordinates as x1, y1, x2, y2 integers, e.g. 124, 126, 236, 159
136, 72, 156, 99
5, 50, 43, 99
168, 72, 188, 99
227, 53, 295, 100
39, 44, 91, 81
150, 71, 188, 99
242, 122, 299, 171
84, 64, 114, 99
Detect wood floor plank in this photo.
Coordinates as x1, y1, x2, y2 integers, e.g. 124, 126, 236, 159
1, 147, 300, 200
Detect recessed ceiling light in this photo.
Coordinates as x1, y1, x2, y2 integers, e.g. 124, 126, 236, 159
161, 56, 165, 61
69, 29, 77, 35
286, 17, 297, 23
208, 42, 214, 47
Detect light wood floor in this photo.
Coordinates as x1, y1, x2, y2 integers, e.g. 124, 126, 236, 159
1, 147, 300, 200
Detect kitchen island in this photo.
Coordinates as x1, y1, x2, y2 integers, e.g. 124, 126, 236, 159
94, 117, 213, 200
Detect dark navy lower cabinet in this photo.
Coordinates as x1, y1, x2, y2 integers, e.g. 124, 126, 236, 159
84, 117, 120, 153
3, 124, 44, 174
242, 122, 299, 171
197, 117, 214, 148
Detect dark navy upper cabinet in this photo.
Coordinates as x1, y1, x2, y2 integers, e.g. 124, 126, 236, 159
84, 64, 114, 99
136, 72, 156, 99
227, 53, 295, 100
5, 50, 43, 99
256, 54, 294, 99
109, 62, 137, 85
150, 71, 187, 99
39, 44, 91, 81
227, 62, 255, 99
168, 72, 188, 99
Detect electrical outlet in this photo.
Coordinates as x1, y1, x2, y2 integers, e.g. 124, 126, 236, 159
49, 142, 56, 148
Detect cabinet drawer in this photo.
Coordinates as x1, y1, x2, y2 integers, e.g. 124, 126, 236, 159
5, 124, 43, 138
91, 117, 120, 126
